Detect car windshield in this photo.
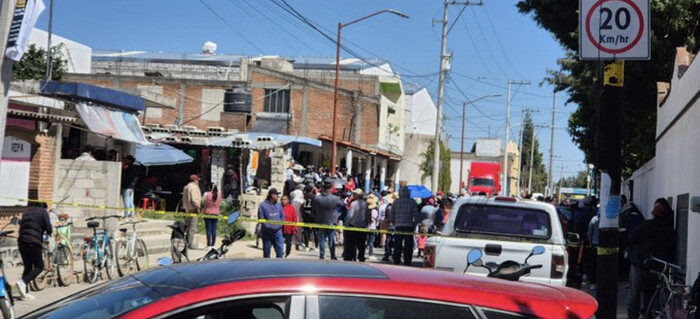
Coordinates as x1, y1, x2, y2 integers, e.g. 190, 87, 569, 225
470, 178, 494, 187
22, 277, 163, 319
454, 204, 551, 239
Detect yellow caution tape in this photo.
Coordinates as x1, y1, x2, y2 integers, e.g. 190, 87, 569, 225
1, 196, 603, 248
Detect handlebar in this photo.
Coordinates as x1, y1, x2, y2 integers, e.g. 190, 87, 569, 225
56, 222, 73, 228
120, 220, 148, 226
0, 230, 14, 237
85, 215, 122, 221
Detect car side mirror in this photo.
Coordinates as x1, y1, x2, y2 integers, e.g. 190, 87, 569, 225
10, 217, 20, 225
566, 233, 580, 245
228, 211, 241, 225
465, 248, 484, 273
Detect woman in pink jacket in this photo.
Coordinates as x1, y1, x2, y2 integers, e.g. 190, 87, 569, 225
203, 183, 222, 250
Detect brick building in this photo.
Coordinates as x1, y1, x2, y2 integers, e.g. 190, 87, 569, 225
66, 49, 405, 192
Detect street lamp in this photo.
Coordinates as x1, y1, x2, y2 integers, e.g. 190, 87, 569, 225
459, 94, 501, 195
331, 9, 409, 177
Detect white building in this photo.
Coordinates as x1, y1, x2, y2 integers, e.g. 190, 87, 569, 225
398, 86, 437, 188
626, 47, 700, 286
29, 29, 92, 74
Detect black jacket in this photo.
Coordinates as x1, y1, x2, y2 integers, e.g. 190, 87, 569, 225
628, 217, 674, 267
19, 207, 52, 245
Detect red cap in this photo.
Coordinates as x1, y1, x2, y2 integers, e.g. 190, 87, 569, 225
190, 174, 200, 182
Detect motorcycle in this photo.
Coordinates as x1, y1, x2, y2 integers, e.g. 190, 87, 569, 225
197, 212, 246, 261
464, 245, 545, 282
159, 212, 246, 266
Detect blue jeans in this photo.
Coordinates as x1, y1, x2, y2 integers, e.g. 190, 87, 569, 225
318, 228, 336, 259
384, 233, 394, 259
205, 218, 218, 247
122, 188, 135, 218
366, 232, 376, 256
262, 229, 283, 258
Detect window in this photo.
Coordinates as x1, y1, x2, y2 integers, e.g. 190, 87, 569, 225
263, 88, 290, 113
454, 205, 551, 239
167, 297, 288, 319
319, 295, 475, 319
480, 308, 537, 318
471, 178, 494, 187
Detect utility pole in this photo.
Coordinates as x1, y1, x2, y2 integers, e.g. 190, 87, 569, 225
0, 0, 19, 180
502, 80, 529, 196
460, 94, 500, 196
517, 108, 538, 196
557, 163, 564, 203
527, 125, 536, 194
45, 0, 54, 80
431, 0, 482, 193
547, 92, 557, 197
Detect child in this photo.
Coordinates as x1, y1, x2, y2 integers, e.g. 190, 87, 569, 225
415, 222, 429, 258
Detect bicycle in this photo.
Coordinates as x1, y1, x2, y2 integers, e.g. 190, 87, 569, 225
30, 219, 74, 291
645, 257, 697, 319
115, 220, 149, 276
82, 215, 120, 283
0, 217, 18, 319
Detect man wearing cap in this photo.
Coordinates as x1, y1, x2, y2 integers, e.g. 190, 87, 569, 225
312, 181, 343, 260
344, 189, 369, 262
258, 188, 285, 258
182, 175, 202, 249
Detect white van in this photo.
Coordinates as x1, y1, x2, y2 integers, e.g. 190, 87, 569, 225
424, 196, 573, 286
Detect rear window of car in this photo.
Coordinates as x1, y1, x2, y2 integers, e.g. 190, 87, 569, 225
454, 204, 551, 239
22, 277, 163, 319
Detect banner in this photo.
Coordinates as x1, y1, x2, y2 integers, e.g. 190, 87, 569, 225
75, 103, 149, 145
0, 136, 31, 206
5, 0, 46, 61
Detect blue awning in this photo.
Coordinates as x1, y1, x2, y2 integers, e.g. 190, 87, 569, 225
40, 81, 145, 112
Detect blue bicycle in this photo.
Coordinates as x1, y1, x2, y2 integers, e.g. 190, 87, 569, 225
82, 215, 120, 283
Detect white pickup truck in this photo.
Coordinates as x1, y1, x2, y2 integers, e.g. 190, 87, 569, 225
424, 196, 573, 286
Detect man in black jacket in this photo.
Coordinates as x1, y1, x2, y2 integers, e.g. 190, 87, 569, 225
16, 202, 52, 300
626, 198, 674, 319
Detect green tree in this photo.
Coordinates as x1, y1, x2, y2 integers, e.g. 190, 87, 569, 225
517, 0, 700, 177
12, 44, 67, 81
519, 113, 548, 194
419, 140, 452, 192
558, 170, 588, 189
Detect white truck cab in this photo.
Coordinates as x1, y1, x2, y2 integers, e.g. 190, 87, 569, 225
424, 196, 570, 286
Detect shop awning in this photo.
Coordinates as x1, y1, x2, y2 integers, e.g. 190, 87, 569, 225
40, 80, 145, 112
75, 103, 149, 145
318, 135, 400, 160
7, 109, 77, 123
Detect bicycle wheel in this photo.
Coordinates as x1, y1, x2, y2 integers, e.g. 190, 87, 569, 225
645, 288, 664, 319
0, 297, 14, 319
171, 238, 186, 263
82, 243, 99, 283
104, 241, 116, 280
56, 244, 74, 286
135, 238, 149, 271
115, 239, 132, 277
30, 247, 51, 291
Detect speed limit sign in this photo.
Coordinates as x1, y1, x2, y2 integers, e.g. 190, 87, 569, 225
579, 0, 650, 60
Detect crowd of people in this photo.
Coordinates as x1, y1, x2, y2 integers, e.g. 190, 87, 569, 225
256, 162, 456, 267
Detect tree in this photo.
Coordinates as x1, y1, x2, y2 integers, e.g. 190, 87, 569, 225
419, 140, 452, 192
519, 112, 548, 194
558, 170, 588, 189
517, 0, 700, 177
13, 44, 67, 81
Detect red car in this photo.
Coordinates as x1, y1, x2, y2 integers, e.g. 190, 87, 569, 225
23, 259, 597, 318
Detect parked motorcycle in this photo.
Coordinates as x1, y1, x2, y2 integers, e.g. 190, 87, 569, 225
197, 212, 246, 261
464, 245, 545, 282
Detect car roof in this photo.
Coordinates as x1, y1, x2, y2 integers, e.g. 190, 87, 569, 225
455, 196, 557, 212
122, 259, 595, 318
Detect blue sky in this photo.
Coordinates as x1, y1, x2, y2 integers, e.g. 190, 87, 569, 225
36, 0, 586, 180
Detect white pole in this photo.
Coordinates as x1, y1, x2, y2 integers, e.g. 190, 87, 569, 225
0, 0, 19, 180
502, 81, 511, 196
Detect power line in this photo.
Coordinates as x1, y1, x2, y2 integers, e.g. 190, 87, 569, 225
198, 0, 264, 54
467, 7, 510, 79
481, 5, 525, 79
459, 17, 497, 78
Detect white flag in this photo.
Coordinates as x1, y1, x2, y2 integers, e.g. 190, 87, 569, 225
5, 0, 46, 61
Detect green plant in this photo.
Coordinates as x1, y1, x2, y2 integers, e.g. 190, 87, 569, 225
13, 44, 67, 81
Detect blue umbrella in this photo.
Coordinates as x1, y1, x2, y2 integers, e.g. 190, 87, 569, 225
406, 185, 433, 199
134, 144, 193, 167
